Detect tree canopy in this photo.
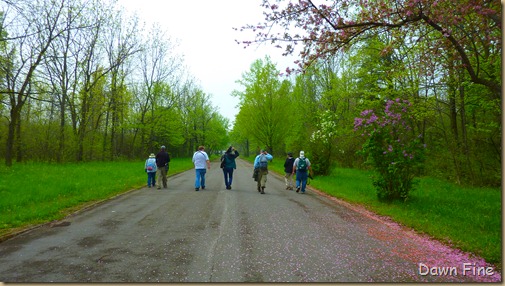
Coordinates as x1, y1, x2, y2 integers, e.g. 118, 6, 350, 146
0, 0, 230, 165
238, 0, 500, 97
232, 0, 500, 187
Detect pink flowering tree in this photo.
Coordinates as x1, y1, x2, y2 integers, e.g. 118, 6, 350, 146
354, 98, 425, 201
237, 0, 501, 99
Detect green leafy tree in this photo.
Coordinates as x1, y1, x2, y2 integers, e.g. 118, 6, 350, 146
239, 0, 500, 97
233, 57, 292, 155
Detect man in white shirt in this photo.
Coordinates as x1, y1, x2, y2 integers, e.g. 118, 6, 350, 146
192, 145, 211, 191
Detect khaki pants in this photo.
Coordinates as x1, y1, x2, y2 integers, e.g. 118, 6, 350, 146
156, 166, 168, 188
257, 169, 268, 188
284, 172, 294, 189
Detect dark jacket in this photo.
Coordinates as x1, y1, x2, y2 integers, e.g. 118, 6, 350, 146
156, 150, 170, 168
223, 150, 239, 169
284, 156, 295, 173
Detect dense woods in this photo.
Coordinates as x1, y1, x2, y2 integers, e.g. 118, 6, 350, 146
0, 0, 229, 166
233, 0, 501, 187
0, 0, 500, 188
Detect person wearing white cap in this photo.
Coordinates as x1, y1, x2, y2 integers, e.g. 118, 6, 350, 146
292, 151, 313, 194
145, 153, 157, 188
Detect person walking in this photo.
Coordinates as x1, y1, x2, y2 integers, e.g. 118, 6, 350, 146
283, 152, 295, 190
145, 153, 157, 188
221, 146, 239, 190
192, 145, 210, 191
293, 151, 313, 194
253, 149, 273, 194
155, 145, 170, 189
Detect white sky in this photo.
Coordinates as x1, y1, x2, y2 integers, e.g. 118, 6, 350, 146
117, 0, 296, 124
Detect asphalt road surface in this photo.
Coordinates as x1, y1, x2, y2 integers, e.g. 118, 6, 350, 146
0, 159, 501, 282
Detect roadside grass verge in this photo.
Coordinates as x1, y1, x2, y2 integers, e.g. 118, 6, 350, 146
248, 156, 501, 267
0, 156, 501, 268
0, 158, 194, 238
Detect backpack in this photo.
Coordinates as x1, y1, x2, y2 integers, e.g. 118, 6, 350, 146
259, 154, 268, 170
297, 157, 308, 171
146, 159, 156, 171
220, 155, 226, 168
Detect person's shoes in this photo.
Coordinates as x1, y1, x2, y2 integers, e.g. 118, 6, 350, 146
148, 185, 151, 188
195, 188, 199, 191
227, 185, 231, 190
157, 186, 161, 189
260, 187, 265, 194
285, 186, 289, 190
296, 187, 300, 193
201, 186, 205, 190
257, 186, 261, 192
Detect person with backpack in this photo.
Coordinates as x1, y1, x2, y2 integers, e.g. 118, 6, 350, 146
283, 152, 295, 190
145, 153, 157, 188
221, 146, 239, 190
253, 149, 273, 194
292, 151, 313, 194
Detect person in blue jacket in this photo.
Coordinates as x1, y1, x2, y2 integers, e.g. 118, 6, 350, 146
253, 149, 273, 194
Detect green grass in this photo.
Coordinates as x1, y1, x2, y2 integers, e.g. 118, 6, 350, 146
0, 156, 501, 268
254, 155, 501, 267
0, 158, 194, 237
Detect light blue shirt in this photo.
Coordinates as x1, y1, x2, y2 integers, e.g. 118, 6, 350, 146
192, 150, 209, 169
254, 153, 273, 168
145, 158, 157, 173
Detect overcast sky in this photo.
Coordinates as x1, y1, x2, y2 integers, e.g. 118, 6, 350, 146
117, 0, 296, 124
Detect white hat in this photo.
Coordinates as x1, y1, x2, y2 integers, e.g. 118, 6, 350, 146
300, 151, 305, 157
149, 153, 155, 158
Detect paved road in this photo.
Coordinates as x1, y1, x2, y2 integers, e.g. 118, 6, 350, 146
0, 159, 501, 282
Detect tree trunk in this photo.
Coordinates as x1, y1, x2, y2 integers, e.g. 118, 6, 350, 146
15, 109, 22, 163
5, 107, 19, 167
459, 84, 475, 183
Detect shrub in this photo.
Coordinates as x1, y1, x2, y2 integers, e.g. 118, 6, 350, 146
354, 98, 425, 201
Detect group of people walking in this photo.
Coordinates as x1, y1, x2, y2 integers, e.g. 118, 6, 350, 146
145, 145, 313, 194
282, 151, 313, 194
144, 145, 170, 189
254, 150, 313, 194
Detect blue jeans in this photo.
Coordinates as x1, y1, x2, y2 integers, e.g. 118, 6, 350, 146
296, 170, 308, 192
223, 167, 234, 187
195, 169, 207, 188
147, 172, 156, 186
